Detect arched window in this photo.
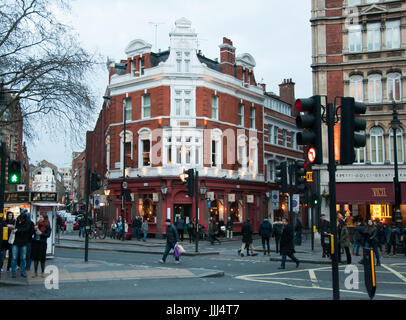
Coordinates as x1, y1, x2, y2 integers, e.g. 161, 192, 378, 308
387, 73, 402, 102
370, 126, 385, 164
349, 75, 364, 102
389, 128, 404, 164
368, 74, 382, 103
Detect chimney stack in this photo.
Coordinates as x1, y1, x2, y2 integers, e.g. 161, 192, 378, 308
279, 78, 296, 116
219, 37, 235, 76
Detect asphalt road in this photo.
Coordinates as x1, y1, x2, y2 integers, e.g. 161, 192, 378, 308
2, 246, 406, 301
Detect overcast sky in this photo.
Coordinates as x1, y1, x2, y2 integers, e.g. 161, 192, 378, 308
27, 0, 312, 169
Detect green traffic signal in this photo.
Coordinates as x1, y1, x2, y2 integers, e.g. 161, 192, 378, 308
8, 160, 21, 184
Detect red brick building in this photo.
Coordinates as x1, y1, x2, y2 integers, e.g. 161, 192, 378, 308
86, 18, 304, 235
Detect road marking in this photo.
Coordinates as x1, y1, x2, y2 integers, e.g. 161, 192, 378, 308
308, 269, 320, 288
382, 264, 406, 284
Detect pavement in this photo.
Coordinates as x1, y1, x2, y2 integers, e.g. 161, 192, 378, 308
1, 230, 405, 286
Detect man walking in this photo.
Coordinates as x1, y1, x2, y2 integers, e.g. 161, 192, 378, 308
278, 217, 300, 269
159, 219, 180, 264
273, 218, 283, 254
11, 212, 31, 278
259, 217, 272, 256
238, 218, 257, 257
226, 217, 233, 239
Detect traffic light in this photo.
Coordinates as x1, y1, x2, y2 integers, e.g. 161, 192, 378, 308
294, 160, 306, 193
180, 169, 194, 197
275, 162, 288, 194
91, 172, 101, 191
8, 160, 21, 184
295, 95, 323, 164
340, 97, 367, 165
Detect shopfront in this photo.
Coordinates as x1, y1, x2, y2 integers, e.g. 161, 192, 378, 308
106, 176, 268, 236
336, 182, 406, 226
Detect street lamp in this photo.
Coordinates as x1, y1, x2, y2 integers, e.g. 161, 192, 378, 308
161, 183, 168, 200
390, 101, 402, 230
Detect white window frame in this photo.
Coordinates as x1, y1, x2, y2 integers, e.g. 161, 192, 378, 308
249, 106, 255, 129
368, 74, 382, 103
211, 95, 218, 120
367, 22, 381, 51
123, 98, 132, 122
348, 25, 362, 53
237, 135, 248, 171
238, 103, 244, 126
142, 93, 151, 119
138, 128, 151, 168
389, 128, 404, 164
387, 72, 402, 102
386, 20, 400, 50
119, 130, 133, 170
369, 126, 385, 164
354, 146, 366, 164
248, 138, 258, 174
211, 129, 222, 168
349, 75, 364, 102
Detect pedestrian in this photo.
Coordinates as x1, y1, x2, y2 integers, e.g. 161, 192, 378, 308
31, 214, 51, 277
110, 221, 116, 239
10, 212, 31, 278
344, 211, 355, 244
238, 218, 256, 257
273, 218, 283, 254
226, 216, 233, 239
318, 214, 331, 258
176, 216, 184, 242
337, 219, 352, 264
218, 219, 225, 238
78, 216, 85, 238
208, 217, 221, 245
116, 216, 123, 240
375, 220, 385, 255
352, 221, 364, 256
0, 211, 15, 272
359, 220, 381, 266
159, 219, 180, 264
388, 224, 400, 255
187, 219, 195, 244
259, 217, 272, 256
25, 211, 35, 272
294, 218, 302, 246
383, 224, 391, 255
278, 217, 300, 269
141, 218, 148, 242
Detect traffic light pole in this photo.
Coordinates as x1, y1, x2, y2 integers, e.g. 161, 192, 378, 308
0, 142, 6, 217
327, 102, 340, 300
195, 170, 199, 253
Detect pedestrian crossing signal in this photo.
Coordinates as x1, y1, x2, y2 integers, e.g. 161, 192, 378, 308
8, 160, 21, 184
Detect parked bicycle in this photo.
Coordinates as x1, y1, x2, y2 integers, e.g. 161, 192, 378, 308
88, 223, 107, 240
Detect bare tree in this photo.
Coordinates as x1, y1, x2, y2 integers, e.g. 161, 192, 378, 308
0, 0, 102, 144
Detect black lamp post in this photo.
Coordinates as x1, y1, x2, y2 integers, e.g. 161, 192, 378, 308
390, 101, 402, 229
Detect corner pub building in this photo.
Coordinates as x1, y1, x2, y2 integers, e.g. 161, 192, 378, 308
86, 18, 304, 236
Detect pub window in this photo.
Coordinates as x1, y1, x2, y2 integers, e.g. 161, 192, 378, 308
229, 200, 242, 222
139, 197, 157, 223
142, 140, 150, 166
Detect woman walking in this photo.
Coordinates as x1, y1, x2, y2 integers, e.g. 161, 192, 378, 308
0, 212, 15, 272
31, 214, 51, 277
338, 219, 352, 264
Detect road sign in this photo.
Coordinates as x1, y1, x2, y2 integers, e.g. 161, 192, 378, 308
306, 171, 313, 182
292, 194, 300, 213
307, 147, 316, 163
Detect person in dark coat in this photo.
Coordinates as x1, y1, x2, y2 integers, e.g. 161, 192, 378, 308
259, 217, 272, 256
226, 217, 234, 239
272, 218, 283, 254
318, 214, 331, 258
0, 212, 15, 272
208, 218, 220, 245
10, 212, 31, 278
31, 214, 51, 277
238, 218, 257, 257
176, 217, 185, 242
278, 218, 300, 269
187, 219, 195, 244
159, 219, 180, 264
387, 224, 400, 255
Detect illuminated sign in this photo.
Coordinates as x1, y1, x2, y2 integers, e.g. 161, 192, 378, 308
307, 147, 316, 163
306, 171, 313, 182
370, 204, 391, 220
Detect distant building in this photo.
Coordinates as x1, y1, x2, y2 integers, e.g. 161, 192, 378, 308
71, 151, 86, 212
30, 160, 65, 202
311, 0, 406, 226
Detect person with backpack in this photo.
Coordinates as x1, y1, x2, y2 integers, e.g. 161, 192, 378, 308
259, 217, 272, 256
159, 219, 180, 264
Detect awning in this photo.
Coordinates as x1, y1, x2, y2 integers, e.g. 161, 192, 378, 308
336, 182, 406, 204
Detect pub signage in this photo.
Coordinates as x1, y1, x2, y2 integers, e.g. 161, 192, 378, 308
5, 192, 30, 203
31, 192, 58, 202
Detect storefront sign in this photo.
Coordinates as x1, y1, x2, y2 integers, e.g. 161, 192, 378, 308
228, 194, 235, 202
153, 193, 159, 202
371, 188, 387, 198
31, 192, 57, 202
370, 204, 391, 220
5, 192, 30, 203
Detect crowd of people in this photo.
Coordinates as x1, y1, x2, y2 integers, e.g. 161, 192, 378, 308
0, 210, 51, 279
319, 212, 406, 266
